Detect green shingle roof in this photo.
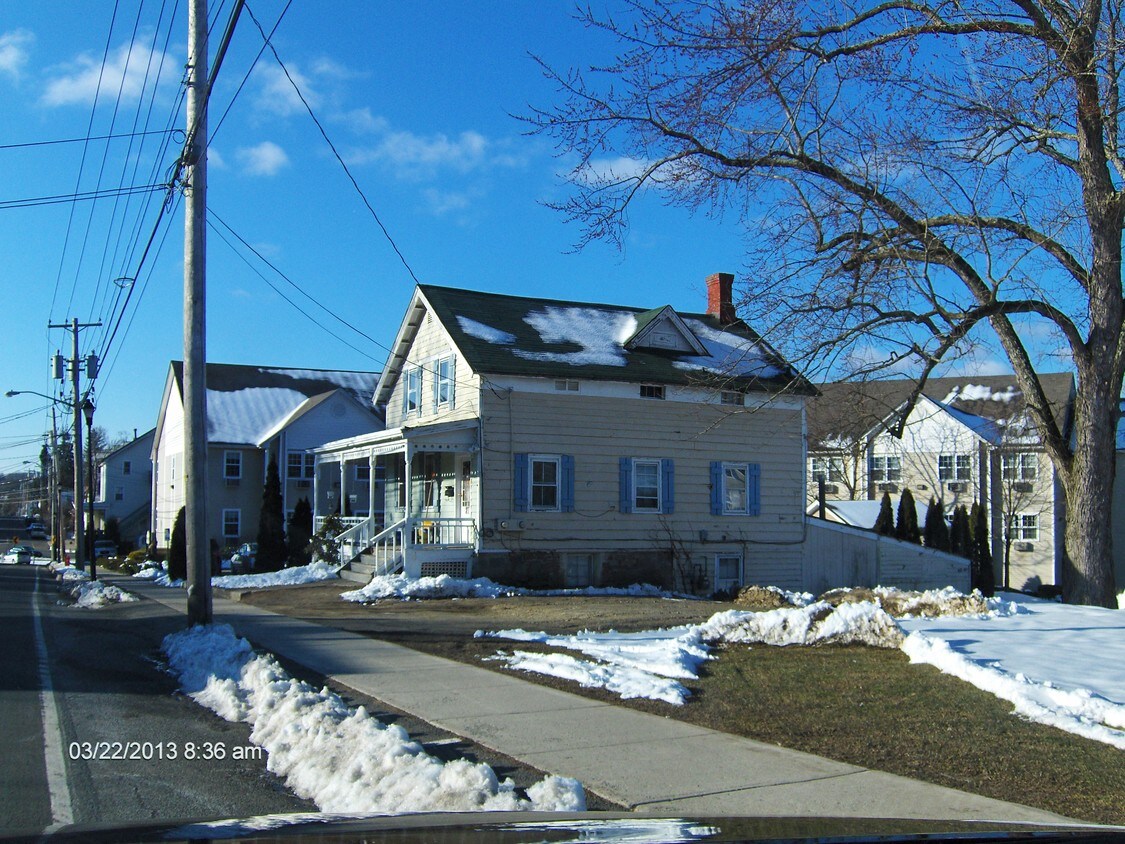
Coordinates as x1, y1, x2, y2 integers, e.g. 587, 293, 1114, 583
418, 284, 814, 394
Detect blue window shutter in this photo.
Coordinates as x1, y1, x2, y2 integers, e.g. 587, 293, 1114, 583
748, 463, 761, 516
710, 462, 724, 515
661, 458, 675, 514
618, 457, 633, 514
514, 453, 529, 512
561, 455, 575, 513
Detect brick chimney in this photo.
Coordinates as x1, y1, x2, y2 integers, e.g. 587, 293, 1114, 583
706, 272, 736, 324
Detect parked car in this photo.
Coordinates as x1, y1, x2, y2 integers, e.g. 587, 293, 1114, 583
3, 545, 32, 564
26, 522, 48, 540
93, 540, 118, 560
230, 542, 257, 572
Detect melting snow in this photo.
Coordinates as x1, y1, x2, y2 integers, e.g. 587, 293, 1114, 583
340, 573, 685, 603
941, 383, 1020, 403
162, 623, 585, 813
207, 387, 311, 444
457, 316, 516, 345
674, 319, 782, 379
213, 561, 340, 590
513, 306, 637, 367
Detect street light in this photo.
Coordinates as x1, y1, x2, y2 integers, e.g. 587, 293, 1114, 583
82, 397, 96, 581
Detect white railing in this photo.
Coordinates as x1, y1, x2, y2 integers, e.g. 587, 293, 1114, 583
314, 516, 366, 533
408, 517, 476, 548
369, 518, 407, 573
336, 514, 378, 565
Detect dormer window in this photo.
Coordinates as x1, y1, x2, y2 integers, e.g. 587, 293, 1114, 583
640, 384, 665, 400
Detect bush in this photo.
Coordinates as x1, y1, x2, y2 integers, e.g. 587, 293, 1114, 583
309, 512, 345, 564
168, 507, 187, 581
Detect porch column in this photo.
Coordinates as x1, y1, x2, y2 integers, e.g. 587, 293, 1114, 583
339, 459, 348, 517
312, 456, 320, 524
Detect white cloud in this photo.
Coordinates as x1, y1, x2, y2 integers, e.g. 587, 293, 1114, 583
423, 188, 471, 216
0, 30, 33, 77
253, 63, 314, 117
236, 141, 290, 177
569, 156, 654, 186
42, 39, 174, 107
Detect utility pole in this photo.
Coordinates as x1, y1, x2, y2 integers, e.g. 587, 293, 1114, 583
49, 319, 100, 570
184, 0, 211, 625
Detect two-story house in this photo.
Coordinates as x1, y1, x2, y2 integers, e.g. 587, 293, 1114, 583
807, 374, 1075, 593
315, 274, 816, 593
92, 428, 154, 547
151, 362, 381, 555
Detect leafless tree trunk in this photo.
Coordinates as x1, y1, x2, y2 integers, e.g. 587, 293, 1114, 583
530, 0, 1123, 606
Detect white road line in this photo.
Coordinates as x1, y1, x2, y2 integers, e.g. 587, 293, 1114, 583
31, 571, 75, 830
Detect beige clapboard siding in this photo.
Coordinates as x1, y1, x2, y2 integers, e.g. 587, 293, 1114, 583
479, 387, 805, 550
384, 305, 480, 430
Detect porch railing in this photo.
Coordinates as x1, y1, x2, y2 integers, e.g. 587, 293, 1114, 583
369, 518, 407, 574
409, 517, 476, 548
336, 515, 378, 565
314, 516, 366, 533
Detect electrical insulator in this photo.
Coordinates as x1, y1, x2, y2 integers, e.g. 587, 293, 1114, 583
86, 354, 99, 379
52, 354, 65, 380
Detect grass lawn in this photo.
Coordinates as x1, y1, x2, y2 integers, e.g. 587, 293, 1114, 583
400, 634, 1125, 826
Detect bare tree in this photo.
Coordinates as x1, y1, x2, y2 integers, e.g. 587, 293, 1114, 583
531, 0, 1122, 606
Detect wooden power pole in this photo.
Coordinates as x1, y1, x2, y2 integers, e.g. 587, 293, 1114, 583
184, 0, 211, 625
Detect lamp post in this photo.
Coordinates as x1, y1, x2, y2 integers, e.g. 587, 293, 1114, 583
82, 398, 96, 581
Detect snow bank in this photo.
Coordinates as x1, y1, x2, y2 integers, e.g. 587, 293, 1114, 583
163, 624, 585, 813
132, 564, 184, 588
341, 573, 682, 603
702, 602, 905, 648
212, 561, 339, 590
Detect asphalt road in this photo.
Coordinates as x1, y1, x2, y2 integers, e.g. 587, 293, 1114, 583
0, 565, 313, 837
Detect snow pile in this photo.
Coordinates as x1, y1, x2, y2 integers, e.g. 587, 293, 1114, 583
821, 586, 1015, 619
162, 624, 585, 813
212, 561, 339, 590
68, 579, 139, 609
482, 602, 905, 705
1118, 590, 1124, 611
732, 585, 814, 608
341, 573, 683, 603
479, 625, 712, 705
132, 563, 184, 588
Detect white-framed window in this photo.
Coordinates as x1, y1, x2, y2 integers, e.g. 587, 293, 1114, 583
122, 460, 132, 476
720, 390, 744, 406
715, 554, 743, 592
721, 462, 751, 515
404, 367, 422, 415
870, 455, 902, 483
1002, 452, 1039, 482
938, 454, 972, 481
640, 384, 665, 400
433, 356, 455, 408
633, 459, 662, 512
530, 455, 561, 511
554, 379, 579, 392
222, 509, 240, 539
287, 452, 314, 480
223, 450, 242, 480
810, 456, 845, 484
1014, 513, 1039, 540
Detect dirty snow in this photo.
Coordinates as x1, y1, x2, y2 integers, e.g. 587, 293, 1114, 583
456, 316, 516, 345
340, 573, 683, 603
162, 623, 585, 813
513, 306, 636, 367
212, 561, 340, 590
69, 579, 140, 608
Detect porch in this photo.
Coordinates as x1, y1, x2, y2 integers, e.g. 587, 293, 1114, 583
313, 420, 480, 580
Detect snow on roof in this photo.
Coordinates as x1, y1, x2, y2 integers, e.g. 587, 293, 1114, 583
456, 316, 516, 345
207, 387, 311, 445
259, 368, 376, 401
813, 498, 930, 530
512, 306, 637, 367
673, 319, 783, 379
929, 398, 1003, 445
940, 383, 1020, 403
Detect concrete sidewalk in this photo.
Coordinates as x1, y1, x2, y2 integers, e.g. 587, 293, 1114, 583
114, 575, 1067, 822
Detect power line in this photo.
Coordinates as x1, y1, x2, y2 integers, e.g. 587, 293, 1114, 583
0, 183, 167, 211
243, 1, 422, 287
0, 130, 179, 151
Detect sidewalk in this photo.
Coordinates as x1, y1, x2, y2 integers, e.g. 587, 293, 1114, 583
114, 575, 1068, 822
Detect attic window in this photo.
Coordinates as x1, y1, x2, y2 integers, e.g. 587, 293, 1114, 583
554, 379, 579, 392
720, 391, 744, 406
640, 384, 665, 400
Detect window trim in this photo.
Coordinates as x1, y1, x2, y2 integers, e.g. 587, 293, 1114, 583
287, 451, 315, 481
810, 456, 845, 485
1002, 452, 1039, 482
639, 384, 666, 400
1015, 513, 1039, 541
403, 366, 422, 416
433, 355, 455, 409
223, 450, 243, 480
514, 453, 574, 513
715, 553, 743, 591
720, 462, 752, 515
529, 454, 562, 512
221, 508, 241, 539
870, 454, 902, 483
122, 460, 132, 476
939, 453, 972, 482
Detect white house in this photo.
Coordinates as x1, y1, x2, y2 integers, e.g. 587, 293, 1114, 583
92, 428, 154, 547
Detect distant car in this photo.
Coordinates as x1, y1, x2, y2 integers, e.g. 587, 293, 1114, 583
230, 542, 257, 572
3, 545, 32, 564
92, 540, 118, 560
26, 523, 47, 540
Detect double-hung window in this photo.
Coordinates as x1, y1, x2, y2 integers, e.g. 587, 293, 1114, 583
1002, 452, 1039, 482
1014, 513, 1039, 540
711, 461, 761, 516
810, 456, 845, 484
222, 509, 241, 539
433, 356, 455, 408
619, 457, 674, 514
224, 450, 242, 481
287, 452, 314, 481
513, 454, 574, 512
870, 455, 901, 483
938, 454, 972, 481
404, 367, 422, 416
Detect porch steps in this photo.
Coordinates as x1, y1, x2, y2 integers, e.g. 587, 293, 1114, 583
339, 552, 401, 583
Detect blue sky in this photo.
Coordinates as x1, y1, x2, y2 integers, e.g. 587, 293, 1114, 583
0, 1, 1035, 475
